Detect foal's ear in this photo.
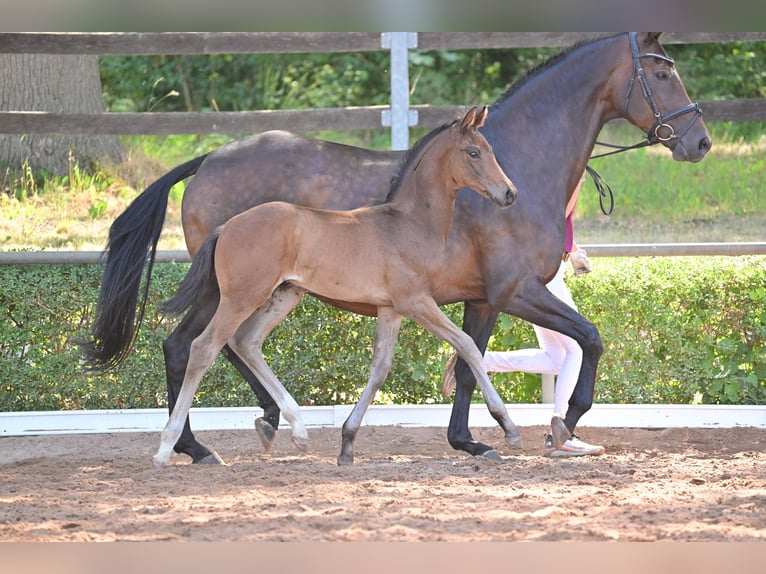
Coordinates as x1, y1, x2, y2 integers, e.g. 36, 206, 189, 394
474, 106, 488, 128
460, 106, 488, 130
460, 106, 478, 130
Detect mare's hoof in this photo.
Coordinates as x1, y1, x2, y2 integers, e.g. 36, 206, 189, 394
195, 452, 226, 465
337, 455, 353, 466
479, 449, 503, 461
255, 417, 277, 453
152, 455, 168, 470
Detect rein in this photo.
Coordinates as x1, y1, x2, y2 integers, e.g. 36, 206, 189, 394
587, 32, 703, 215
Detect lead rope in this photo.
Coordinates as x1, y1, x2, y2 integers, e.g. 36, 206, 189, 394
584, 164, 614, 216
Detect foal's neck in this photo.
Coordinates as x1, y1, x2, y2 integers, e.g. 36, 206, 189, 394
388, 145, 460, 243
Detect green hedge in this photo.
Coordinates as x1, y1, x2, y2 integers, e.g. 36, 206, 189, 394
1, 256, 764, 412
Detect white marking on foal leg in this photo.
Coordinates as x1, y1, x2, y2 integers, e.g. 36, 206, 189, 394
229, 292, 310, 450
153, 328, 222, 469
405, 298, 519, 448
338, 308, 403, 465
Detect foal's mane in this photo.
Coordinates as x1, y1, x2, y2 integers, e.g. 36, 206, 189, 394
492, 33, 623, 106
386, 119, 458, 202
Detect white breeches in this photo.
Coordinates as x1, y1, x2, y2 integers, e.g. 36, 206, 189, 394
482, 263, 583, 418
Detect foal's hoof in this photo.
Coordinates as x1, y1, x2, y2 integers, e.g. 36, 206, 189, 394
195, 452, 226, 465
152, 455, 168, 470
479, 449, 503, 461
254, 417, 277, 453
505, 434, 523, 450
292, 435, 309, 453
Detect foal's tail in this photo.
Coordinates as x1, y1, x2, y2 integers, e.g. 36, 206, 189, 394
81, 153, 209, 370
161, 229, 220, 316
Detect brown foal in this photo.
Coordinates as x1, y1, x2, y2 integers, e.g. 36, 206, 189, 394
153, 106, 518, 467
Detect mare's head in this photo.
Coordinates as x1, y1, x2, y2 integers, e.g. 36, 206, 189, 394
438, 106, 518, 207
617, 32, 711, 162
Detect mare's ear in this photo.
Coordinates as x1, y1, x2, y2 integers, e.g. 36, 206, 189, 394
642, 32, 664, 45
460, 106, 478, 130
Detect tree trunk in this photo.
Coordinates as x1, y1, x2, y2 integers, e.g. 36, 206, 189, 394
0, 54, 122, 176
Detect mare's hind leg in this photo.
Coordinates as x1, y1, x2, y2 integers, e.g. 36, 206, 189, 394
338, 307, 403, 466
405, 298, 520, 458
163, 286, 293, 462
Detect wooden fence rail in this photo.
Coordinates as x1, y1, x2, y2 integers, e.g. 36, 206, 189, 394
1, 32, 765, 137
2, 243, 766, 266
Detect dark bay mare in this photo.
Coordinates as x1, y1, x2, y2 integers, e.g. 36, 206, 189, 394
83, 33, 711, 464
152, 106, 518, 467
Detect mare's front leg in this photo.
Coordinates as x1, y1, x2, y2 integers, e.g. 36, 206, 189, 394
407, 298, 520, 459
495, 278, 603, 434
447, 302, 506, 457
338, 307, 403, 466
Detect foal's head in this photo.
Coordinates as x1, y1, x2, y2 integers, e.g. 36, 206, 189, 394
444, 106, 518, 207
389, 106, 517, 207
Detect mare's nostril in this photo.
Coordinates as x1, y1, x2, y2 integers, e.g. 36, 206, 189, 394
699, 136, 711, 152
505, 188, 516, 205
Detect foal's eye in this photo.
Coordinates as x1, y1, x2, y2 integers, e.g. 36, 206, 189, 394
466, 147, 480, 158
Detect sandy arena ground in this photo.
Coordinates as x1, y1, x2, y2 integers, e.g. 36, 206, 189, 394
1, 424, 764, 542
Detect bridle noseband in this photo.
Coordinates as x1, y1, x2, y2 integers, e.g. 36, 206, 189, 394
624, 32, 702, 145
588, 33, 704, 215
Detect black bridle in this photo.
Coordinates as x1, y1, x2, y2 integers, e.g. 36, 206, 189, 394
588, 32, 704, 215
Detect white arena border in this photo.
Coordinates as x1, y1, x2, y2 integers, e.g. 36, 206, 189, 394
2, 403, 764, 436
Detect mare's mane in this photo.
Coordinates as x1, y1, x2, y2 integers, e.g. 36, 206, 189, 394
492, 33, 623, 106
386, 119, 458, 202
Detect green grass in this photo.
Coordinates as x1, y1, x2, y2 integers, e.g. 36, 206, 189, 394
1, 124, 764, 251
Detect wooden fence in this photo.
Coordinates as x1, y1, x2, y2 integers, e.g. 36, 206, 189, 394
1, 32, 765, 138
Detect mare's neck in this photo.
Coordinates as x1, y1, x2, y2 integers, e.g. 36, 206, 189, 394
488, 34, 627, 203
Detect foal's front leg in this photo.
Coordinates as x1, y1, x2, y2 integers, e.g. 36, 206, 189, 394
338, 307, 403, 466
406, 297, 521, 457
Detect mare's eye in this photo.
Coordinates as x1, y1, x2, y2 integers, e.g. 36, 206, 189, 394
655, 69, 670, 81
467, 147, 480, 159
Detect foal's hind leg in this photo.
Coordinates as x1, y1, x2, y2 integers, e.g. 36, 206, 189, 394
163, 291, 226, 464
227, 287, 310, 452
338, 307, 403, 466
154, 300, 249, 468
220, 345, 281, 451
405, 297, 521, 457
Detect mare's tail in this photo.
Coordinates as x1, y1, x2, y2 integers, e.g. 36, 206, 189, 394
81, 154, 209, 370
161, 229, 220, 316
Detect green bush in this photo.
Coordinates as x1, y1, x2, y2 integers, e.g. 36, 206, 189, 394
1, 256, 764, 412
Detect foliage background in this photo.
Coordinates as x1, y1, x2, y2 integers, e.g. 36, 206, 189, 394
2, 37, 765, 413
99, 41, 766, 116
1, 257, 764, 411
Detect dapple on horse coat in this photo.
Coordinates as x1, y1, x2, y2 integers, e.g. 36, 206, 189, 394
84, 33, 711, 464
152, 107, 517, 467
